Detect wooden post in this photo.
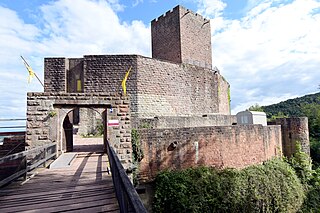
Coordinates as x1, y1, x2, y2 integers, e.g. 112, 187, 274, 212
43, 148, 47, 168
23, 156, 27, 181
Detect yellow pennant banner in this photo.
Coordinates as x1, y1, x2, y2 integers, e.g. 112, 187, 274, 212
21, 56, 35, 83
20, 56, 44, 87
121, 66, 132, 96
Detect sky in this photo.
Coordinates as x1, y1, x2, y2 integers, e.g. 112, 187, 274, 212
0, 0, 319, 125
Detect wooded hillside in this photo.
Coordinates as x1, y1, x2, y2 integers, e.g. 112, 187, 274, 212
262, 92, 320, 118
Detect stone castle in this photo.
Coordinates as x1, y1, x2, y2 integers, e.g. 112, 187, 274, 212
44, 6, 229, 121
26, 5, 309, 184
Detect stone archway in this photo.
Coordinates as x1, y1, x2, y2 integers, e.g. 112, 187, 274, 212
26, 92, 132, 169
54, 106, 109, 154
59, 107, 107, 154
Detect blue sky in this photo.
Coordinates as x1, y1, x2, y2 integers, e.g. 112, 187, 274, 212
0, 0, 319, 125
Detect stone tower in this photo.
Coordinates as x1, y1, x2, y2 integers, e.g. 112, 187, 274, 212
276, 117, 310, 157
151, 5, 212, 69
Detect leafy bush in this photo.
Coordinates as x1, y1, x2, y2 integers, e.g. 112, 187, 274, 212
288, 142, 320, 212
288, 143, 313, 185
300, 168, 320, 212
153, 159, 305, 213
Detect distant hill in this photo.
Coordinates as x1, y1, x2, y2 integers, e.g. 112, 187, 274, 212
262, 92, 320, 118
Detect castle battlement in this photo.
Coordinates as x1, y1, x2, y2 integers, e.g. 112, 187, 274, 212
151, 5, 179, 23
152, 5, 209, 24
151, 5, 212, 69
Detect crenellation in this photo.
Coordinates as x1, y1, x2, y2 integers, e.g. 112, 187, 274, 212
151, 5, 212, 68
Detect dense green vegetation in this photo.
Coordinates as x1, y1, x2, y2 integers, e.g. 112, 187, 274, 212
153, 158, 305, 213
288, 143, 320, 212
153, 143, 320, 212
261, 92, 320, 118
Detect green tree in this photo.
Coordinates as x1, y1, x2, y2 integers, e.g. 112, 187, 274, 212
248, 103, 264, 112
301, 103, 320, 139
301, 103, 320, 166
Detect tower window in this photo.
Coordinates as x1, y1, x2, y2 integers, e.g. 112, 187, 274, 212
77, 79, 82, 92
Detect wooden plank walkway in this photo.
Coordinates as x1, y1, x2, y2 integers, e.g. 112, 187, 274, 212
0, 152, 120, 212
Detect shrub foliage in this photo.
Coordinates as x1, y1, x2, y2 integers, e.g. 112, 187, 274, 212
153, 159, 305, 213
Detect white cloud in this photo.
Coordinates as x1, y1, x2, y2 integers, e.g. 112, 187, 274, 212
195, 0, 227, 18
132, 0, 144, 7
38, 0, 150, 56
0, 0, 150, 119
196, 0, 320, 113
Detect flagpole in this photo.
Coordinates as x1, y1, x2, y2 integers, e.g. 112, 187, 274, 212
20, 56, 44, 88
33, 73, 44, 88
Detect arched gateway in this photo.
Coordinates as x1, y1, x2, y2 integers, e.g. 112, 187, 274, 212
26, 92, 132, 169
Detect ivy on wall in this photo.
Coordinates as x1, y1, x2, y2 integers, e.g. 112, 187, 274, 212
131, 128, 144, 186
131, 129, 144, 162
228, 86, 231, 109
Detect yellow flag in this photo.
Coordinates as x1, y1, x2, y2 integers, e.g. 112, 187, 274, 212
121, 66, 132, 96
21, 56, 35, 83
26, 64, 35, 83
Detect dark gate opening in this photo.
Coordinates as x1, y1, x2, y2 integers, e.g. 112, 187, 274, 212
62, 107, 108, 153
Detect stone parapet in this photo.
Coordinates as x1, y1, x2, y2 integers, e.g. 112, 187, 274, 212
133, 114, 237, 129
137, 124, 282, 182
44, 58, 67, 92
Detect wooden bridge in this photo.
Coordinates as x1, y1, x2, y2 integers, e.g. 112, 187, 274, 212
0, 137, 147, 213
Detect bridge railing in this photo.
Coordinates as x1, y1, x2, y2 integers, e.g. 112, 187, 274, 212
0, 143, 57, 188
106, 140, 147, 213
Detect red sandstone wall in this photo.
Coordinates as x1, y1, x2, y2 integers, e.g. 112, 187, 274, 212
137, 125, 282, 182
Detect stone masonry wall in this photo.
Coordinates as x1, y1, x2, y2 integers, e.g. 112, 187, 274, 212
151, 5, 212, 68
83, 55, 137, 93
137, 125, 282, 182
151, 6, 181, 64
276, 117, 310, 157
133, 115, 237, 129
179, 6, 212, 69
135, 56, 229, 118
44, 58, 67, 92
77, 108, 102, 135
26, 92, 132, 169
218, 75, 231, 114
83, 55, 138, 113
44, 55, 230, 120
